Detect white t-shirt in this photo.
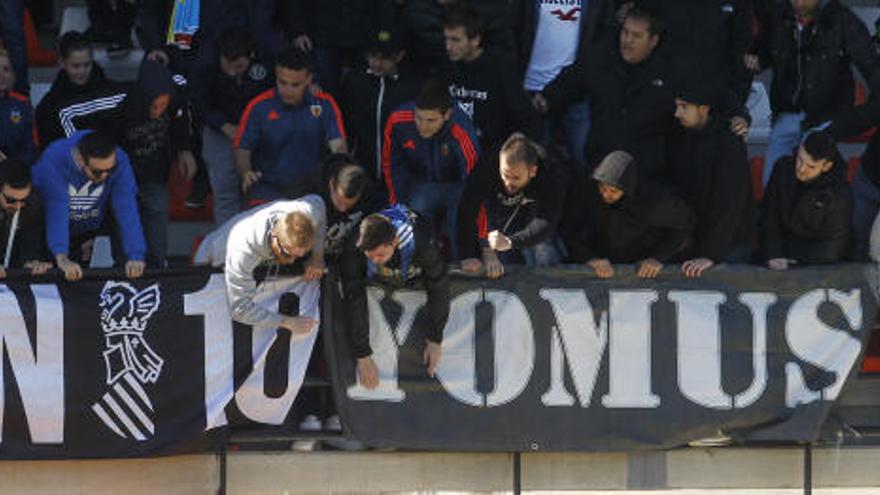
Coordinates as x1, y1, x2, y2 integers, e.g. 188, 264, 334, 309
523, 0, 584, 91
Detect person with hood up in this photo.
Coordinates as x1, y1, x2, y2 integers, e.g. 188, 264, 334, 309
570, 150, 694, 279
760, 129, 853, 269
457, 133, 567, 279
102, 59, 195, 269
671, 73, 755, 278
35, 31, 118, 148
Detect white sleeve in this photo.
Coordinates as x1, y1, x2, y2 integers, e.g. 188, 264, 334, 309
224, 217, 283, 328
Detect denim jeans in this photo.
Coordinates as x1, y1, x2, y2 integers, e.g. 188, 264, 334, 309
0, 0, 28, 94
548, 98, 590, 174
202, 125, 241, 226
764, 112, 806, 186
400, 180, 464, 260
138, 181, 169, 269
853, 166, 880, 260
498, 237, 563, 267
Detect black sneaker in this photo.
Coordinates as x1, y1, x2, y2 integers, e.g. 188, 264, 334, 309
184, 185, 209, 209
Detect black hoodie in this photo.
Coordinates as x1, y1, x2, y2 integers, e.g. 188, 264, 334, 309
104, 60, 192, 185
760, 153, 853, 263
456, 152, 568, 260
568, 153, 695, 263
35, 64, 117, 148
671, 115, 756, 262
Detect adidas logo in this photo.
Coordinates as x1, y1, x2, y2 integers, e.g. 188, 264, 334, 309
69, 182, 104, 219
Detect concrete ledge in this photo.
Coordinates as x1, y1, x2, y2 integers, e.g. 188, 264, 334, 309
667, 448, 804, 489
521, 453, 628, 490
0, 455, 218, 495
226, 452, 514, 493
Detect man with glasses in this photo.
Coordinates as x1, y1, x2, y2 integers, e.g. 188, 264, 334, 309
32, 130, 146, 281
0, 158, 51, 278
193, 193, 326, 333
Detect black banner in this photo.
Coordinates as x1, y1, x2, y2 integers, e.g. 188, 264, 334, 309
326, 265, 879, 451
0, 265, 876, 457
0, 271, 320, 459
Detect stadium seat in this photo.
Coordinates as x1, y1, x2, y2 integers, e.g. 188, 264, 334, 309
168, 160, 214, 222
848, 156, 860, 184
749, 156, 765, 201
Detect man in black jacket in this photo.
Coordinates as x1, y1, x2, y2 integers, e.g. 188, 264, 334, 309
282, 0, 389, 96
671, 77, 756, 278
442, 4, 541, 155
458, 133, 566, 279
752, 0, 880, 185
539, 5, 676, 182
340, 204, 448, 389
570, 150, 694, 279
760, 130, 852, 269
338, 30, 421, 191
35, 31, 117, 148
0, 158, 51, 277
197, 27, 274, 226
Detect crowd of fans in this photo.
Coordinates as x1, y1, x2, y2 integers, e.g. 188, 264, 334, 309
3, 0, 880, 448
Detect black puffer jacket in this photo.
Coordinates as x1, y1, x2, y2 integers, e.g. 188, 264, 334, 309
544, 43, 676, 181
760, 154, 852, 263
568, 155, 694, 263
755, 0, 880, 124
671, 116, 756, 262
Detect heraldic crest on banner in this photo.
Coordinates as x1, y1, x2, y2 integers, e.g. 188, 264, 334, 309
91, 281, 163, 441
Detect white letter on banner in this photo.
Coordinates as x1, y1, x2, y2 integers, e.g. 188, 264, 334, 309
434, 290, 534, 407
184, 274, 234, 430
785, 289, 863, 408
601, 290, 660, 408
0, 284, 64, 444
670, 291, 774, 409
235, 277, 321, 424
347, 288, 425, 402
539, 289, 607, 407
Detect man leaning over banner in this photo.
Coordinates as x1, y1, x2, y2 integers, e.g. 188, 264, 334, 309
193, 194, 326, 333
340, 205, 449, 389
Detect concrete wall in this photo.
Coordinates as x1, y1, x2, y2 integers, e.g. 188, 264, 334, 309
2, 448, 880, 494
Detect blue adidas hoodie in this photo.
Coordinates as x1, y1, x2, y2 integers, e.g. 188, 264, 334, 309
32, 131, 146, 261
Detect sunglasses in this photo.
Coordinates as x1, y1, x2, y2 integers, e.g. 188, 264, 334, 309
273, 233, 297, 258
2, 193, 26, 205
84, 161, 115, 179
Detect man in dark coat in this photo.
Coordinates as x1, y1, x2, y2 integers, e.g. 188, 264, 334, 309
540, 4, 676, 182
570, 150, 694, 279
457, 133, 567, 279
671, 77, 756, 277
760, 129, 852, 269
338, 30, 422, 191
752, 0, 880, 184
340, 205, 448, 389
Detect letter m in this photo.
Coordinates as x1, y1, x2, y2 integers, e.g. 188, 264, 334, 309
0, 285, 64, 444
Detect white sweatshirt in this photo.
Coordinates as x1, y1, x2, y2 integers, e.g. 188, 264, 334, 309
194, 195, 327, 327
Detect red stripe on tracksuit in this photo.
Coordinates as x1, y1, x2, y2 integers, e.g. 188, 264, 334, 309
381, 110, 414, 205
315, 91, 348, 140
233, 88, 276, 148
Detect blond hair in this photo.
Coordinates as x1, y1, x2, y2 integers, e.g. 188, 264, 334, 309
276, 211, 315, 250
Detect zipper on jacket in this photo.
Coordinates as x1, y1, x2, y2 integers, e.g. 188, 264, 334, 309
375, 76, 386, 180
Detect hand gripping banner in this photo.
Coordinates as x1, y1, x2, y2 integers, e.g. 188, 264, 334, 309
325, 264, 880, 451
